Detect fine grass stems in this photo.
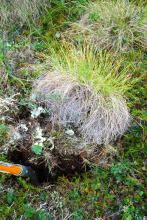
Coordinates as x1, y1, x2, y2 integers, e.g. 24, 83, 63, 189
50, 45, 134, 97
31, 45, 134, 145
0, 0, 50, 34
63, 0, 147, 52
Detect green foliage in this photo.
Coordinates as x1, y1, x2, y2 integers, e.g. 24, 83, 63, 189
0, 124, 10, 146
51, 45, 135, 97
58, 156, 145, 219
41, 0, 87, 39
24, 205, 36, 218
0, 180, 49, 219
7, 188, 14, 205
32, 144, 43, 155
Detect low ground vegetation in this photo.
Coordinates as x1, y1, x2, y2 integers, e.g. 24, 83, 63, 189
0, 0, 146, 219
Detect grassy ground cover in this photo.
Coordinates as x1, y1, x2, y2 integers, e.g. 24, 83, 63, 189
0, 0, 146, 219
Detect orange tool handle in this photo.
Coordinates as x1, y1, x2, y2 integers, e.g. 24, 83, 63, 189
0, 164, 22, 175
0, 161, 39, 185
0, 162, 24, 176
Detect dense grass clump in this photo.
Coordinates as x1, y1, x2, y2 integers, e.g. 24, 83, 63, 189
64, 0, 147, 52
31, 46, 133, 145
0, 0, 50, 32
50, 45, 134, 96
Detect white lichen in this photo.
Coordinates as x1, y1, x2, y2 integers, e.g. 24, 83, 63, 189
65, 129, 75, 136
34, 126, 46, 144
31, 106, 45, 118
0, 94, 18, 116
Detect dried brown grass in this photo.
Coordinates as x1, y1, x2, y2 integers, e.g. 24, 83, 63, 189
31, 72, 130, 145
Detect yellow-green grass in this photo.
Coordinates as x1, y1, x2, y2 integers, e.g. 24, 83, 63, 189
50, 44, 135, 97
31, 45, 134, 145
63, 0, 147, 52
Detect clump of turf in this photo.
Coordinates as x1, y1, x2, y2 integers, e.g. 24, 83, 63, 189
31, 45, 133, 145
63, 0, 147, 52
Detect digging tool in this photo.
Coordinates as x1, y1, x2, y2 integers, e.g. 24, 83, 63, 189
0, 161, 39, 185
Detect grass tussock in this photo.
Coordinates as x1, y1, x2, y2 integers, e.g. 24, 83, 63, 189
0, 0, 49, 31
63, 0, 147, 52
49, 45, 134, 96
0, 0, 146, 219
31, 46, 133, 145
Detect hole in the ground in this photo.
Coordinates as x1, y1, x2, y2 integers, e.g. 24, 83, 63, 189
18, 105, 31, 120
8, 150, 54, 184
8, 149, 88, 185
8, 150, 28, 165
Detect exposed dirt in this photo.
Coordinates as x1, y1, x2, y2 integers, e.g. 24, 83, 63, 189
8, 148, 88, 184
6, 105, 96, 184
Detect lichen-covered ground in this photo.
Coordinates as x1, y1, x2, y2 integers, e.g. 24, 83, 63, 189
0, 1, 146, 219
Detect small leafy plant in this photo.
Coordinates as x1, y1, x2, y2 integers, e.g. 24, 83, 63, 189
32, 144, 42, 155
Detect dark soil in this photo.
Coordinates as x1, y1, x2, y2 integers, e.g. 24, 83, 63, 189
5, 103, 108, 185
8, 147, 87, 184
6, 105, 91, 184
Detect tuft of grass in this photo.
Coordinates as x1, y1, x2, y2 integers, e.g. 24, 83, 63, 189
64, 0, 147, 52
0, 0, 87, 40
50, 44, 135, 97
0, 0, 50, 33
31, 45, 134, 145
